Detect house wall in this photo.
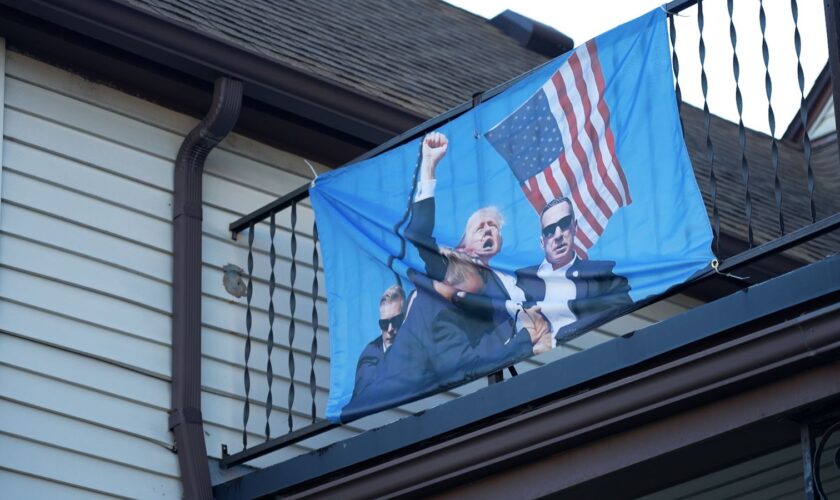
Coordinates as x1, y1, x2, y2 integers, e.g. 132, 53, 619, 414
0, 48, 336, 495
0, 46, 703, 496
809, 94, 835, 140
0, 47, 182, 497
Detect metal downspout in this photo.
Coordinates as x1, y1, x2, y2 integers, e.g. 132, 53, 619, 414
170, 77, 242, 499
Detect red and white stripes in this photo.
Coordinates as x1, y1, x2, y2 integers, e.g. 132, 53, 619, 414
522, 41, 631, 258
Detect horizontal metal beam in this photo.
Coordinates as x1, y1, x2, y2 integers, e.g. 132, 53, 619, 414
718, 211, 840, 273
219, 420, 339, 469
664, 0, 699, 15
229, 182, 310, 238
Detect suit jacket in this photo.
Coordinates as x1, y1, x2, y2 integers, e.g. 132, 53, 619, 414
350, 336, 385, 399
340, 277, 533, 422
405, 197, 512, 321
405, 197, 447, 282
516, 258, 632, 342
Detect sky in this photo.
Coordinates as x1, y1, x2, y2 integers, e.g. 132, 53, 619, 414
446, 0, 829, 138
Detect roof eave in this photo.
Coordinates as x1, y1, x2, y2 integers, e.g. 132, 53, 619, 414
0, 0, 427, 148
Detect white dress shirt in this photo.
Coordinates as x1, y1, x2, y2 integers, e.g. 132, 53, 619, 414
535, 258, 578, 347
415, 179, 437, 202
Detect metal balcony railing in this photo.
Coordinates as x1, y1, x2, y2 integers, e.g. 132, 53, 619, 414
218, 0, 840, 469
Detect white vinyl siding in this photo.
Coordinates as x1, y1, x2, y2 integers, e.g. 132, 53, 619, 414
0, 50, 180, 497
0, 38, 5, 222
0, 49, 335, 494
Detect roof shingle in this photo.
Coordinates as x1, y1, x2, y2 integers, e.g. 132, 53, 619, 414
121, 0, 549, 118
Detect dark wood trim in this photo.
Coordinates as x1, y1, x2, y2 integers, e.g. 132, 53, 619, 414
440, 365, 840, 499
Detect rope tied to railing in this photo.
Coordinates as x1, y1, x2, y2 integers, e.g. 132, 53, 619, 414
310, 222, 320, 423
711, 258, 749, 281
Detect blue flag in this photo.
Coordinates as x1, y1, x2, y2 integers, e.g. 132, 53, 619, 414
311, 9, 713, 423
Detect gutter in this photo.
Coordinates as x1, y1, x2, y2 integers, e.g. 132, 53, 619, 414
170, 77, 242, 499
0, 0, 425, 145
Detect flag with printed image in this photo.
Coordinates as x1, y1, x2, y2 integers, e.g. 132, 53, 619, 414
310, 8, 715, 424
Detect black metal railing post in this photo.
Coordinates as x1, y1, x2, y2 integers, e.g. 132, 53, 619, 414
223, 190, 341, 470
728, 0, 755, 248
266, 213, 276, 440
801, 422, 817, 500
797, 0, 816, 223
243, 222, 254, 450
760, 0, 784, 236
288, 203, 298, 434
669, 12, 683, 125
310, 222, 320, 423
697, 0, 720, 255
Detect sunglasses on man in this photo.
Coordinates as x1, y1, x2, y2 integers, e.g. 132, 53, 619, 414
379, 313, 405, 331
541, 215, 574, 239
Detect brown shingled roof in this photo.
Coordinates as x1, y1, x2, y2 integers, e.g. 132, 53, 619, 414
121, 0, 549, 118
682, 103, 840, 265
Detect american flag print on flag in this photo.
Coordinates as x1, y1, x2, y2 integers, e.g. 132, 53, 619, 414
486, 40, 631, 259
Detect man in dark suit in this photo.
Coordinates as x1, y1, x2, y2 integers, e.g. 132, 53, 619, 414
406, 132, 546, 348
340, 252, 547, 422
516, 196, 632, 343
349, 285, 405, 400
